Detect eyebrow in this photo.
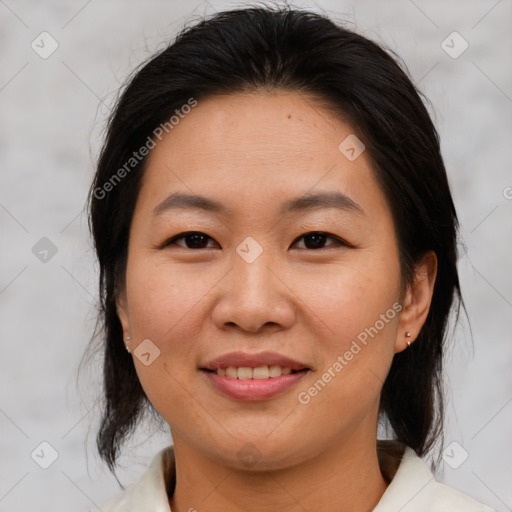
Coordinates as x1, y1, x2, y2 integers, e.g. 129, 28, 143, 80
279, 191, 363, 216
152, 191, 364, 218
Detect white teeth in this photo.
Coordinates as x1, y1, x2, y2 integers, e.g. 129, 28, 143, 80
252, 366, 269, 379
217, 365, 297, 379
226, 366, 238, 378
237, 367, 253, 380
269, 364, 282, 377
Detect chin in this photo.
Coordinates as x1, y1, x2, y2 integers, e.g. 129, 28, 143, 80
207, 434, 313, 472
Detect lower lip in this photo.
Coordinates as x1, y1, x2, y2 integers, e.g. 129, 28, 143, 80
202, 370, 309, 401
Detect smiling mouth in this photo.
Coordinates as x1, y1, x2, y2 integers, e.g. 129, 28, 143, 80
201, 365, 311, 401
202, 366, 309, 379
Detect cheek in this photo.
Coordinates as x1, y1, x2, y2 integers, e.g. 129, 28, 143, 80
125, 255, 213, 344
298, 254, 401, 344
123, 258, 206, 397
124, 253, 235, 413
299, 253, 402, 397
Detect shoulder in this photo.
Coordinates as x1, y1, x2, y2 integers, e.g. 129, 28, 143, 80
422, 479, 497, 511
375, 441, 497, 512
91, 446, 175, 512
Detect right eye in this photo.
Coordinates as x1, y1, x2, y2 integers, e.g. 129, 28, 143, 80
162, 231, 219, 249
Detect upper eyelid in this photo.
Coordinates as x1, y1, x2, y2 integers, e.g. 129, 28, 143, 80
292, 233, 350, 248
165, 232, 219, 248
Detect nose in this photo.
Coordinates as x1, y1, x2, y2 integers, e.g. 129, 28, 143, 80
211, 251, 296, 334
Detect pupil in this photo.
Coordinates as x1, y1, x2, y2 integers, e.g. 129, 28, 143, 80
188, 233, 207, 248
306, 233, 325, 249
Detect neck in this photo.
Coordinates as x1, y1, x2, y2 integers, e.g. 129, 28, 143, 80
168, 433, 388, 512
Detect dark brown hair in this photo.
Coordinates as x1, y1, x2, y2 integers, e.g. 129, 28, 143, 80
88, 5, 461, 470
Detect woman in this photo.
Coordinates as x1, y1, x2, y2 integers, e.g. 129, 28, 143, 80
88, 6, 496, 511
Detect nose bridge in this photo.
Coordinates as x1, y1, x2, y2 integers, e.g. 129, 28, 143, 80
232, 240, 277, 303
212, 239, 295, 331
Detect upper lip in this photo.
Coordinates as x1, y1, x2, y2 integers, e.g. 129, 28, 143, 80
201, 351, 310, 371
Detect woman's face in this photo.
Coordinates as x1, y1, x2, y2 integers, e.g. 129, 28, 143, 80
117, 91, 424, 469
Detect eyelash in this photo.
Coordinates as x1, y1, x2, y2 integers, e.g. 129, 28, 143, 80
162, 231, 352, 250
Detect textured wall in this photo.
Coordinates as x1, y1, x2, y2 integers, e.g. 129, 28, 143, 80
1, 1, 510, 510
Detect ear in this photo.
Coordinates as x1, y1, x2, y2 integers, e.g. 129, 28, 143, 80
116, 290, 130, 338
395, 250, 437, 353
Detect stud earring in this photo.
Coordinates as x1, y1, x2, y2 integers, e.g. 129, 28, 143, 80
405, 332, 412, 347
125, 336, 132, 353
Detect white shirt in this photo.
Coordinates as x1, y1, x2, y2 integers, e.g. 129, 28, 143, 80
94, 441, 497, 511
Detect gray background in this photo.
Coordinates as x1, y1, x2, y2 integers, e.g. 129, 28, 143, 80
1, 0, 511, 510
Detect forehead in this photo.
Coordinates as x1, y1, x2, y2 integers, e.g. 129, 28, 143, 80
151, 91, 349, 164
137, 91, 386, 218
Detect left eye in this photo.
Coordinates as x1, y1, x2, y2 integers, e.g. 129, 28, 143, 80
164, 231, 218, 249
291, 232, 346, 250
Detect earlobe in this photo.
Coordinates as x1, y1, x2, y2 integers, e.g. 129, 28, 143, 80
395, 251, 437, 353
